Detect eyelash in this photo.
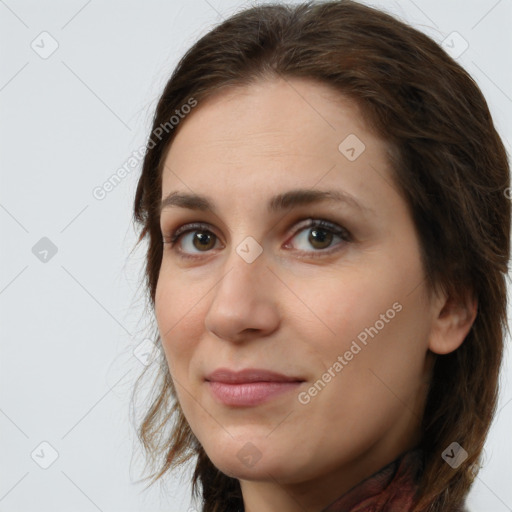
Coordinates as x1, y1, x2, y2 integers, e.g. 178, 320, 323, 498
162, 218, 352, 260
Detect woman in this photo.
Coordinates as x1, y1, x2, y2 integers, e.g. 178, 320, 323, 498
130, 1, 510, 511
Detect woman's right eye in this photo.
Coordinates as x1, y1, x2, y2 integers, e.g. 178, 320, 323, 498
163, 222, 221, 260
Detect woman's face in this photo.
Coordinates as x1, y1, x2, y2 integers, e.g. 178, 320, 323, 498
155, 77, 439, 497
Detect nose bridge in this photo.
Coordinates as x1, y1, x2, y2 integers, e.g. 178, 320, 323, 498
221, 234, 267, 296
211, 205, 270, 294
234, 233, 265, 266
204, 234, 279, 341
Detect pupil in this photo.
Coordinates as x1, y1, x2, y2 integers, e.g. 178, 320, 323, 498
310, 228, 332, 248
195, 232, 213, 250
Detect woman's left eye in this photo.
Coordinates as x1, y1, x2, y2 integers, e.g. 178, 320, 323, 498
162, 219, 352, 259
286, 219, 351, 254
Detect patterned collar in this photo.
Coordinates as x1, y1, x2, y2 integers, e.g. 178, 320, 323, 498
321, 448, 429, 512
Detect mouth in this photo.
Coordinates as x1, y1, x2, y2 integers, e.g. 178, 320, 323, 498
205, 368, 305, 407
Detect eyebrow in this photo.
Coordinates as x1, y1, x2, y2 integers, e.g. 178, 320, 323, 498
160, 189, 375, 219
159, 188, 373, 217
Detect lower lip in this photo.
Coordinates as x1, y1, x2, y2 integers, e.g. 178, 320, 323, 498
207, 381, 303, 406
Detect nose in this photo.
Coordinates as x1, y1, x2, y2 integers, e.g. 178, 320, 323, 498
204, 242, 280, 344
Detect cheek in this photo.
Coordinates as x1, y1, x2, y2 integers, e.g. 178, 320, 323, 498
288, 273, 395, 359
154, 276, 205, 377
155, 283, 207, 427
296, 259, 430, 399
309, 285, 430, 427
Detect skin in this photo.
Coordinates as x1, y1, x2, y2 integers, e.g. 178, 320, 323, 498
154, 77, 477, 512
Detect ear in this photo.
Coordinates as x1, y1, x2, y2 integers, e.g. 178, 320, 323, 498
428, 287, 478, 355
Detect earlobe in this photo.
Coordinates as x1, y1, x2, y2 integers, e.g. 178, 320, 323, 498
428, 290, 478, 355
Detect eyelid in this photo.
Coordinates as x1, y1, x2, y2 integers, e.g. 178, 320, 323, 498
162, 217, 352, 259
164, 222, 216, 245
162, 215, 351, 239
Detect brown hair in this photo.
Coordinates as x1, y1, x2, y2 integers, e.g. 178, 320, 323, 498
130, 1, 510, 511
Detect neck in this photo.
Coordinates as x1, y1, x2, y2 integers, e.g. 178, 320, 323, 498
240, 433, 421, 512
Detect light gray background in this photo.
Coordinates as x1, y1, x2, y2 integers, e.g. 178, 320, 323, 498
1, 1, 511, 511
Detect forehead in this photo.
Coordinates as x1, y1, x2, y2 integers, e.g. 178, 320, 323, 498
164, 77, 371, 159
160, 77, 393, 213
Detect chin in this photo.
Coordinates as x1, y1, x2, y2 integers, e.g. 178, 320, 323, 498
198, 433, 258, 470
203, 438, 305, 483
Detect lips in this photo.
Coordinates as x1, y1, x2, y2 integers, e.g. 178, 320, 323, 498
205, 367, 305, 384
205, 368, 305, 407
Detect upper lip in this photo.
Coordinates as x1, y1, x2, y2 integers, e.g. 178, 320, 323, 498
205, 368, 305, 383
